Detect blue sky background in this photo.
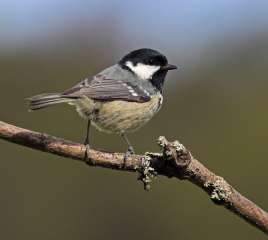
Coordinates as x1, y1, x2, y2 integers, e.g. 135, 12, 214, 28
1, 0, 268, 51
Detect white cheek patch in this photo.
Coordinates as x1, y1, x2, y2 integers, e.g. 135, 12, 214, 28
126, 61, 160, 80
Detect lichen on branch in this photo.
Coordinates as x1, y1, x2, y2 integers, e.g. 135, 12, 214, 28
0, 120, 268, 235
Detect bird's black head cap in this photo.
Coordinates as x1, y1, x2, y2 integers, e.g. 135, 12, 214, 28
119, 48, 168, 67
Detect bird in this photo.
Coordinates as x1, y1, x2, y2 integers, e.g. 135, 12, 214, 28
28, 48, 177, 165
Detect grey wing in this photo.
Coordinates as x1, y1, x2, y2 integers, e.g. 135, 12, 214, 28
62, 74, 151, 103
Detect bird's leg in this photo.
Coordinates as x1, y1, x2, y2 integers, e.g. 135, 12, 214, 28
84, 119, 91, 163
121, 133, 135, 168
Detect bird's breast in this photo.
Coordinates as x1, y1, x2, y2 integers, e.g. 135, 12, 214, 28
93, 92, 163, 133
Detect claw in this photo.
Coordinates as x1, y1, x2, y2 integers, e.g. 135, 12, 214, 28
84, 144, 91, 164
127, 145, 135, 155
121, 133, 135, 169
123, 146, 135, 168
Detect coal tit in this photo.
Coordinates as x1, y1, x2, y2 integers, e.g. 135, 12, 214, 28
29, 48, 177, 163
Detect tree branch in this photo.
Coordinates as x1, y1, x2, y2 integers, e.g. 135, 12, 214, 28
0, 120, 268, 235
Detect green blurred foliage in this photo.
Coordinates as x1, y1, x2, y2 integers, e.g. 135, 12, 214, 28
1, 29, 268, 240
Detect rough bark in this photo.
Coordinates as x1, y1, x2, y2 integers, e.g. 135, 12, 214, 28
0, 120, 267, 235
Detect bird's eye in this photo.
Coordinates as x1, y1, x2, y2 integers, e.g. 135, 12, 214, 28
148, 58, 154, 64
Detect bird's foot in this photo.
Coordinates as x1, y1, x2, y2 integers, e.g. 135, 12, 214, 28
123, 146, 135, 169
84, 143, 92, 165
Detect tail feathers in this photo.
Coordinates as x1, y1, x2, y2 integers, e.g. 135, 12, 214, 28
28, 93, 73, 110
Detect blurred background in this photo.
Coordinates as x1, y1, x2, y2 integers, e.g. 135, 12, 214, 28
1, 0, 268, 239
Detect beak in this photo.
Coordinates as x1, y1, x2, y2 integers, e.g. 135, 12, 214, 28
161, 64, 178, 71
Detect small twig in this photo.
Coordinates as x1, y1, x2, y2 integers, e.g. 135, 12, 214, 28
0, 120, 267, 235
